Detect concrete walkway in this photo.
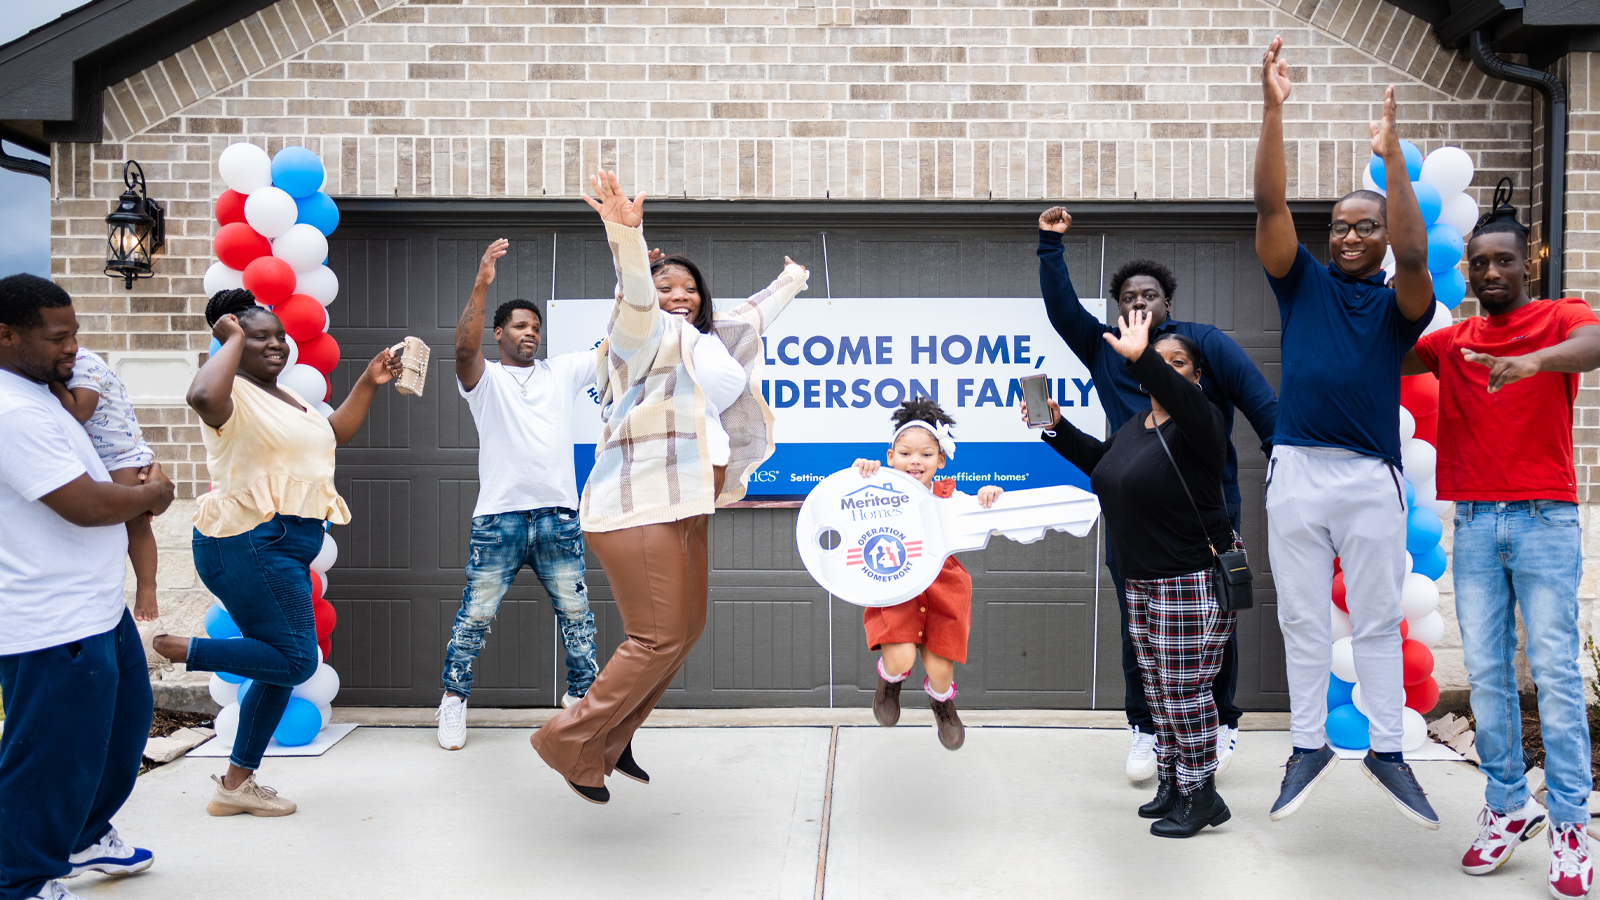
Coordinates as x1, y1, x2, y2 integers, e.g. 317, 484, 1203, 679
73, 721, 1553, 900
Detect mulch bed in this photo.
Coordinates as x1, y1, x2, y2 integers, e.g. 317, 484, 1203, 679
139, 709, 215, 775
1433, 701, 1600, 782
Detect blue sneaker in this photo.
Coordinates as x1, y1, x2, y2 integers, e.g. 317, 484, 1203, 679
1269, 745, 1339, 821
67, 828, 152, 878
1361, 751, 1440, 830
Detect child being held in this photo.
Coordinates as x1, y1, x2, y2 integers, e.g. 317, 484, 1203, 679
52, 348, 159, 621
853, 398, 1001, 750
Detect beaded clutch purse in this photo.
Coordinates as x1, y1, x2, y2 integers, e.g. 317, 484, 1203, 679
389, 336, 430, 397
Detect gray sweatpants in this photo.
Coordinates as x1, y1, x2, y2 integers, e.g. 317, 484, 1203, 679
1266, 444, 1408, 753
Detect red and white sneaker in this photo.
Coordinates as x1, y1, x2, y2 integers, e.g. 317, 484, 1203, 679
1550, 823, 1594, 899
1462, 799, 1548, 875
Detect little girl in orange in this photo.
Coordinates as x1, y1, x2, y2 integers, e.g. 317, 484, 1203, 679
852, 398, 1001, 750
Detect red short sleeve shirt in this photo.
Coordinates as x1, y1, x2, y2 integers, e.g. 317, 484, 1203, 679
1413, 297, 1599, 502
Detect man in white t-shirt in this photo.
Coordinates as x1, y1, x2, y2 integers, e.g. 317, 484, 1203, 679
435, 240, 600, 751
0, 274, 174, 900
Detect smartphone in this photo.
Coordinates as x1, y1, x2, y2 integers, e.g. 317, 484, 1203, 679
1021, 374, 1053, 428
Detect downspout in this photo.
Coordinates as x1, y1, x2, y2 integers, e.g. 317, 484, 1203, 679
1469, 30, 1566, 299
0, 142, 49, 180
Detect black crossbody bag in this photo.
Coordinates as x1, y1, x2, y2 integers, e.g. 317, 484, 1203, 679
1153, 424, 1253, 613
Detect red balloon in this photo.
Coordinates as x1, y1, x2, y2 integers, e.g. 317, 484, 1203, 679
1331, 571, 1347, 612
313, 596, 337, 642
1333, 557, 1342, 574
242, 257, 296, 307
318, 636, 333, 664
1413, 413, 1438, 446
309, 568, 324, 602
1400, 373, 1440, 419
1405, 674, 1440, 714
1399, 619, 1409, 639
214, 222, 271, 270
1401, 638, 1434, 686
320, 373, 331, 403
274, 293, 326, 343
215, 190, 248, 226
297, 332, 341, 375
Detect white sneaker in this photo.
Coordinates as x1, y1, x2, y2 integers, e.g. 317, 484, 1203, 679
1214, 725, 1239, 776
67, 826, 153, 877
1550, 823, 1594, 899
27, 882, 86, 900
1126, 726, 1157, 782
436, 693, 467, 750
560, 693, 580, 709
1462, 799, 1547, 875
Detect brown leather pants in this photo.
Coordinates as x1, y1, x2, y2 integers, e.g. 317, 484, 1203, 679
530, 468, 723, 787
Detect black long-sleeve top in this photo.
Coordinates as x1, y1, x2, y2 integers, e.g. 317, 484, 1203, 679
1043, 346, 1234, 580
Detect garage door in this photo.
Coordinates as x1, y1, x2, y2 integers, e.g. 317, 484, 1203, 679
321, 200, 1323, 709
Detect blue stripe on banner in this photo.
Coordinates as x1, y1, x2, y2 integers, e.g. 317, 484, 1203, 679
573, 441, 1090, 499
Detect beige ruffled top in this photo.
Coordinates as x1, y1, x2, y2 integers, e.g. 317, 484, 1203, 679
193, 376, 351, 538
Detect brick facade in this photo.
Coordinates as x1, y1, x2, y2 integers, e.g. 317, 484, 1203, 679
45, 0, 1595, 696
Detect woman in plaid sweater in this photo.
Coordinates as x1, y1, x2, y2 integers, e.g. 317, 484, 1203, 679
531, 170, 809, 804
1027, 308, 1241, 839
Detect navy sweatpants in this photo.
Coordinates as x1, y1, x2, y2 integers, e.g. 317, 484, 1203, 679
0, 611, 152, 900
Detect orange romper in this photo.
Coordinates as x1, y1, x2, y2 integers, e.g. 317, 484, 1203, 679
861, 479, 973, 664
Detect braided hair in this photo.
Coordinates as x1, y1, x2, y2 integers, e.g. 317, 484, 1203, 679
891, 396, 955, 431
204, 289, 273, 328
1470, 177, 1529, 247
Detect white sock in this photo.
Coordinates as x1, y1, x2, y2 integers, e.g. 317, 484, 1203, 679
924, 678, 955, 702
877, 658, 909, 683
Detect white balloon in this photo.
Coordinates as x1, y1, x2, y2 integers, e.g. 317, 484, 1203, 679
1405, 551, 1414, 573
208, 673, 239, 708
218, 142, 273, 195
1409, 610, 1445, 649
291, 662, 341, 706
1437, 191, 1480, 237
1331, 605, 1352, 641
284, 333, 299, 370
279, 363, 327, 405
312, 400, 335, 418
214, 702, 240, 746
1419, 146, 1475, 197
1400, 572, 1440, 620
244, 186, 299, 239
296, 266, 339, 306
1414, 478, 1437, 505
272, 223, 330, 273
1401, 707, 1429, 752
311, 532, 338, 573
316, 702, 333, 732
311, 568, 325, 596
316, 642, 325, 665
1423, 496, 1454, 518
1423, 301, 1453, 336
1399, 406, 1415, 442
1362, 163, 1386, 195
203, 261, 245, 297
1401, 439, 1437, 484
1331, 636, 1358, 683
1352, 683, 1369, 716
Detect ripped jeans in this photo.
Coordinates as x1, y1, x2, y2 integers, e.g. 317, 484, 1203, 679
441, 508, 598, 700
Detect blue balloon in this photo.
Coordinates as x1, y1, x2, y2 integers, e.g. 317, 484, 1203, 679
216, 669, 246, 685
1403, 478, 1416, 508
237, 678, 256, 700
274, 697, 323, 747
1327, 675, 1355, 709
1368, 140, 1424, 185
204, 603, 241, 641
1406, 505, 1444, 554
271, 146, 326, 199
1326, 703, 1371, 750
1413, 543, 1448, 581
294, 191, 340, 237
1434, 266, 1467, 310
208, 336, 222, 357
1427, 223, 1465, 274
1412, 181, 1442, 227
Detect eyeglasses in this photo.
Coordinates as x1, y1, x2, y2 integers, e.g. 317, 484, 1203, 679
1330, 220, 1383, 238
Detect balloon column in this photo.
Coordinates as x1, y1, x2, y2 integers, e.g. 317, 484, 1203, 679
205, 142, 342, 416
1325, 143, 1477, 753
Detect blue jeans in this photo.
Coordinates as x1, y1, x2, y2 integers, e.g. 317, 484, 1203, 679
442, 508, 598, 700
189, 515, 323, 770
0, 611, 152, 900
1454, 500, 1592, 826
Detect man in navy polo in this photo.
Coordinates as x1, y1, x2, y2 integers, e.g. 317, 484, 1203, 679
1035, 206, 1279, 784
1254, 35, 1437, 828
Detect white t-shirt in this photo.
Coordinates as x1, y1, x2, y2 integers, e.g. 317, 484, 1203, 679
691, 332, 747, 466
69, 349, 154, 470
458, 352, 597, 518
0, 368, 129, 655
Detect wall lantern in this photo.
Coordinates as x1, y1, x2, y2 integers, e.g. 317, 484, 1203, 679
104, 160, 164, 290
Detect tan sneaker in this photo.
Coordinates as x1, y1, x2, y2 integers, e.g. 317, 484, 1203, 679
140, 620, 174, 676
206, 773, 296, 817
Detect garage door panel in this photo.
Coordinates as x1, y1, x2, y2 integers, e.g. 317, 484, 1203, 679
712, 507, 806, 571
330, 353, 411, 450
978, 595, 1094, 693
328, 238, 411, 330
436, 478, 479, 570
327, 596, 414, 694
963, 529, 1091, 575
432, 596, 555, 699
709, 595, 826, 692
333, 477, 413, 570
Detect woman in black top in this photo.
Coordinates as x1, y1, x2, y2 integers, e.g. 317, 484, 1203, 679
1026, 308, 1241, 838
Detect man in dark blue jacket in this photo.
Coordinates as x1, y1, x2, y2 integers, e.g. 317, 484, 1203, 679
1035, 206, 1278, 784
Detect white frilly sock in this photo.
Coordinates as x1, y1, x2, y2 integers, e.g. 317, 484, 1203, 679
924, 678, 956, 702
877, 658, 909, 683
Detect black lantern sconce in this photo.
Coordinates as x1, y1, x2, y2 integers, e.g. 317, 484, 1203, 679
104, 160, 165, 290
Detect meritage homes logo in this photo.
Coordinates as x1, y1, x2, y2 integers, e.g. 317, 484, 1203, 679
841, 482, 921, 583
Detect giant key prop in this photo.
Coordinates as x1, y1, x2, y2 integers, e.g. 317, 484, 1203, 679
797, 468, 1102, 608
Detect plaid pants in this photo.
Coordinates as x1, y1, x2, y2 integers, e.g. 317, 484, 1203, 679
1125, 556, 1239, 795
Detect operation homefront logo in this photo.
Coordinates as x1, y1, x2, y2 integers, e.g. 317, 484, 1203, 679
839, 481, 912, 522
846, 527, 922, 583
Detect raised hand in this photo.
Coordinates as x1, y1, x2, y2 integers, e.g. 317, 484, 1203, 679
853, 458, 881, 478
478, 239, 508, 287
976, 485, 1003, 508
783, 255, 808, 276
1261, 35, 1291, 109
581, 168, 646, 227
1102, 308, 1154, 362
648, 248, 665, 265
1019, 397, 1062, 429
1462, 347, 1540, 393
212, 313, 244, 344
1038, 206, 1072, 233
1370, 85, 1400, 161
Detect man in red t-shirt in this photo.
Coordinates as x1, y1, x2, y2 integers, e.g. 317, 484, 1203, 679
1404, 211, 1600, 897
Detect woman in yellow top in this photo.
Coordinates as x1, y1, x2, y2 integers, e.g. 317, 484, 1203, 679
150, 289, 399, 818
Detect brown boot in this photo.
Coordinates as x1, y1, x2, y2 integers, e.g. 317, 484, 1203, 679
928, 689, 965, 751
873, 669, 903, 727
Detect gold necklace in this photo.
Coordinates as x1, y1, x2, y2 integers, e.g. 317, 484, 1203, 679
506, 363, 538, 396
